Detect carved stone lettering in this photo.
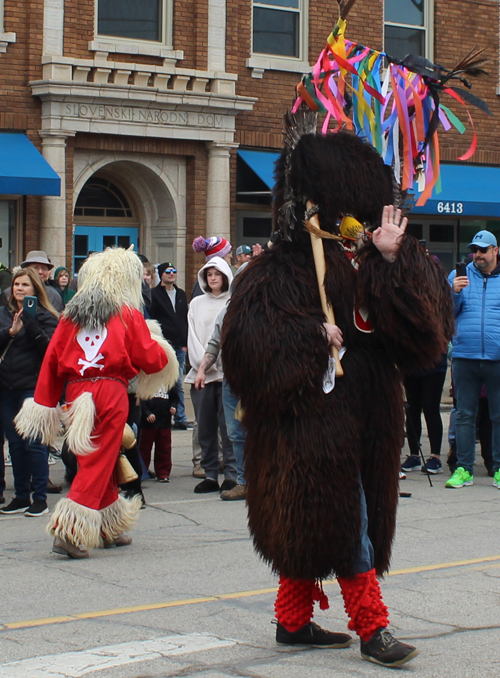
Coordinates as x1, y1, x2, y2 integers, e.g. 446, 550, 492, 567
63, 104, 224, 128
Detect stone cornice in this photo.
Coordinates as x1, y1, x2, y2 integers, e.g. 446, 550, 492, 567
30, 56, 256, 143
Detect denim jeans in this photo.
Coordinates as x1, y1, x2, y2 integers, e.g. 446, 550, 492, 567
452, 358, 500, 474
174, 348, 188, 425
0, 389, 49, 502
222, 380, 246, 485
355, 485, 375, 574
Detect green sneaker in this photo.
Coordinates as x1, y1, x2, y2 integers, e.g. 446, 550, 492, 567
493, 470, 500, 488
445, 467, 473, 488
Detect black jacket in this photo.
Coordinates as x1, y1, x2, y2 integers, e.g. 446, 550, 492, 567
149, 284, 188, 348
0, 306, 59, 391
141, 388, 179, 429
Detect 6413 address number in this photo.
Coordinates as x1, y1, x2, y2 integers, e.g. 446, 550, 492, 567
437, 201, 464, 214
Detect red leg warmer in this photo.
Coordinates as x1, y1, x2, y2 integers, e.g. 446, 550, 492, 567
337, 569, 389, 642
274, 577, 329, 633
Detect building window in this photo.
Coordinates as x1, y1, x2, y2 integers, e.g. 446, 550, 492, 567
0, 199, 19, 271
384, 0, 433, 61
97, 0, 165, 43
236, 210, 273, 248
74, 178, 134, 219
252, 0, 302, 59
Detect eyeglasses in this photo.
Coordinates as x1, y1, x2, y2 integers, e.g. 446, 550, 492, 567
164, 268, 177, 274
470, 246, 493, 254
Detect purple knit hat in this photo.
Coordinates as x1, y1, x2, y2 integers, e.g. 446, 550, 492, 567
192, 236, 232, 261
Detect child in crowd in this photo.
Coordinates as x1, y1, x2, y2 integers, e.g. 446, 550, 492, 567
139, 387, 178, 482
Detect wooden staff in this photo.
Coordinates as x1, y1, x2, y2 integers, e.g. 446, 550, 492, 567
306, 201, 344, 377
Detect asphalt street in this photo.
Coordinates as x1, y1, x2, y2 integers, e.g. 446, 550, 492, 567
1, 400, 500, 678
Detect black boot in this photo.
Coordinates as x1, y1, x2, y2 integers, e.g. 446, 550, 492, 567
276, 621, 352, 648
360, 628, 418, 667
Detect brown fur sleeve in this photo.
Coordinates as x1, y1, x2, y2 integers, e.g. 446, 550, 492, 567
356, 235, 454, 374
221, 251, 329, 410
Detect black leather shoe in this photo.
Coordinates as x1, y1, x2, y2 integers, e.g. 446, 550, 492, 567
276, 621, 352, 648
194, 478, 220, 494
360, 628, 418, 667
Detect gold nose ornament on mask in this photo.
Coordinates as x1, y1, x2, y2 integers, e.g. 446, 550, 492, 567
339, 215, 364, 241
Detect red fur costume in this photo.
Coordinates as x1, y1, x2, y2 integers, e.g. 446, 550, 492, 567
221, 130, 453, 642
16, 248, 178, 552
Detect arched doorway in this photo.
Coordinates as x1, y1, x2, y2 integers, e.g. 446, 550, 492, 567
73, 175, 139, 272
73, 153, 186, 285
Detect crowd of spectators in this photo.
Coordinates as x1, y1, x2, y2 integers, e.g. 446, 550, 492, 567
1, 226, 499, 516
0, 239, 261, 513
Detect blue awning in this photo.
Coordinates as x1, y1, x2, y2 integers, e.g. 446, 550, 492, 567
0, 132, 61, 196
413, 164, 500, 218
238, 150, 279, 190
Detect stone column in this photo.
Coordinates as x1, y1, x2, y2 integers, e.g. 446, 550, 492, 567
205, 142, 238, 241
39, 133, 71, 268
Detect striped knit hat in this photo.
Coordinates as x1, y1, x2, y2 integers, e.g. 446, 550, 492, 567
192, 236, 232, 261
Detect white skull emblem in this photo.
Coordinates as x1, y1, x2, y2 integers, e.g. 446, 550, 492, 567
77, 327, 108, 361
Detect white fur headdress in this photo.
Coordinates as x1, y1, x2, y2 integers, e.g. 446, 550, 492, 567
64, 247, 144, 330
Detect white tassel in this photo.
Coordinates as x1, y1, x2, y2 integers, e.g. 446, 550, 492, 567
47, 498, 102, 549
14, 398, 62, 446
66, 392, 97, 456
100, 495, 142, 540
136, 319, 180, 399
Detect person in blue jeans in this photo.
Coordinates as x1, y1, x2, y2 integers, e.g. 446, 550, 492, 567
194, 263, 250, 500
447, 229, 500, 489
150, 262, 189, 429
0, 267, 59, 516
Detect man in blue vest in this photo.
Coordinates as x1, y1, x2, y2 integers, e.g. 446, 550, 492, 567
447, 230, 500, 489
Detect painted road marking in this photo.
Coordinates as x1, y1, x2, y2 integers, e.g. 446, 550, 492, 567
2, 554, 500, 632
0, 633, 235, 678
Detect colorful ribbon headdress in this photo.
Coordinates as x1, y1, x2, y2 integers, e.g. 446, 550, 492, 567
293, 0, 491, 208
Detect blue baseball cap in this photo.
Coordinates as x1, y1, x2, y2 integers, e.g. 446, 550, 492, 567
468, 230, 497, 248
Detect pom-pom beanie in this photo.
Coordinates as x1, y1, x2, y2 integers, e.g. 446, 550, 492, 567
192, 236, 232, 261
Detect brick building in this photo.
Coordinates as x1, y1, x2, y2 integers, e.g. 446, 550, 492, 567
0, 0, 499, 287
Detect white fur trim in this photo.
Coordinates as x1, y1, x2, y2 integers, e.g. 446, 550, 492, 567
47, 498, 102, 549
14, 398, 62, 446
100, 495, 142, 541
66, 392, 97, 456
135, 320, 179, 399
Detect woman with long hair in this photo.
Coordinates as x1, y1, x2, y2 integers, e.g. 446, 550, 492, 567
0, 267, 59, 516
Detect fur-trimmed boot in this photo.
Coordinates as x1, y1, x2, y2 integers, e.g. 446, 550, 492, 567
100, 494, 141, 547
274, 576, 352, 648
338, 569, 418, 667
47, 497, 102, 555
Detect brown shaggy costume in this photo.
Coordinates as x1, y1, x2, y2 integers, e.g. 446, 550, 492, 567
221, 131, 454, 583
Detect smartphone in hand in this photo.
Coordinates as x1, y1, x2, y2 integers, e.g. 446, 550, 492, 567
456, 262, 467, 278
23, 295, 38, 318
